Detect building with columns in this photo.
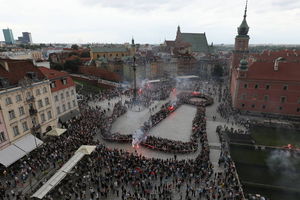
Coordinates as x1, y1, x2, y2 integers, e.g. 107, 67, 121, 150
230, 3, 300, 117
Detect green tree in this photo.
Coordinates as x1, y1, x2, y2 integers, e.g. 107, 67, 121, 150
50, 62, 63, 70
80, 51, 91, 58
64, 58, 81, 73
71, 44, 79, 50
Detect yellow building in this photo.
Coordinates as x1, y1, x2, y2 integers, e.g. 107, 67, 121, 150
90, 46, 130, 60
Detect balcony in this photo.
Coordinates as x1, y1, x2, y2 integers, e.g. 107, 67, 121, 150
29, 108, 38, 116
31, 124, 41, 132
26, 96, 35, 102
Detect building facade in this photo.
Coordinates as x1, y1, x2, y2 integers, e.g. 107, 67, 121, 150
90, 46, 130, 60
0, 59, 57, 145
230, 4, 300, 117
39, 67, 79, 126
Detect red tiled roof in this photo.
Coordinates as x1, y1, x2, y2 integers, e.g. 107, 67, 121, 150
0, 59, 46, 86
78, 66, 121, 82
38, 67, 75, 92
246, 59, 300, 82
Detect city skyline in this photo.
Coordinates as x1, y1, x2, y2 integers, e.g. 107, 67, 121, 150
0, 0, 300, 44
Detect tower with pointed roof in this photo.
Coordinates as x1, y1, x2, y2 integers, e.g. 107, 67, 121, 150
232, 0, 250, 69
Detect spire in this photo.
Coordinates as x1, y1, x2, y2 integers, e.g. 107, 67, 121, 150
131, 37, 135, 45
177, 25, 181, 33
244, 0, 248, 19
237, 0, 249, 36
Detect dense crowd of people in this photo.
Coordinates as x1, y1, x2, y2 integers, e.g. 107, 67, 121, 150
0, 79, 251, 200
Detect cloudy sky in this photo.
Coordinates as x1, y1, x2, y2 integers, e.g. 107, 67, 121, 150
0, 0, 299, 44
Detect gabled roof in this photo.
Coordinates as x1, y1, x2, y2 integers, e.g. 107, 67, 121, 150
179, 33, 209, 53
91, 46, 128, 53
0, 59, 45, 87
38, 67, 75, 92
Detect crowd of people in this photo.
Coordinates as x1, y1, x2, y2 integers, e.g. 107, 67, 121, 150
0, 79, 251, 200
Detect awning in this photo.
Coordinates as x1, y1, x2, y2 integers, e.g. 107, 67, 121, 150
76, 145, 97, 155
32, 145, 96, 199
46, 128, 67, 137
0, 134, 43, 167
59, 109, 80, 123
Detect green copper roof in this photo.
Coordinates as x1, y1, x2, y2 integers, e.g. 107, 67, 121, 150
91, 46, 128, 53
239, 58, 248, 70
238, 18, 249, 36
180, 33, 209, 53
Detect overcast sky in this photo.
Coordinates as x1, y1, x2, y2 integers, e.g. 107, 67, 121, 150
0, 0, 299, 44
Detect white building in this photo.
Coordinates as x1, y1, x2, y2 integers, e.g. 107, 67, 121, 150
39, 67, 79, 126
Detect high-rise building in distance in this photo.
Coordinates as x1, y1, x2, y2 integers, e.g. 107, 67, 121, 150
22, 32, 32, 44
2, 28, 15, 45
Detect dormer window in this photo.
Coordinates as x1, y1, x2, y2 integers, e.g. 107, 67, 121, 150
61, 78, 67, 85
50, 81, 56, 88
26, 72, 37, 80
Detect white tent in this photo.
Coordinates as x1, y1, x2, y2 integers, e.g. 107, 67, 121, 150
31, 145, 96, 199
0, 134, 43, 167
46, 128, 67, 137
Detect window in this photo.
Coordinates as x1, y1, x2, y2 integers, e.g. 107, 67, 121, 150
40, 113, 46, 122
68, 102, 71, 109
262, 105, 266, 109
71, 90, 74, 95
16, 94, 22, 102
22, 122, 29, 132
244, 84, 248, 88
265, 84, 270, 90
38, 100, 43, 108
254, 84, 259, 89
66, 91, 70, 97
8, 110, 16, 120
62, 79, 67, 85
43, 87, 47, 93
62, 104, 66, 112
280, 96, 286, 103
5, 97, 12, 105
0, 132, 6, 143
57, 107, 61, 114
36, 89, 41, 96
61, 93, 64, 100
19, 107, 25, 116
264, 95, 269, 101
50, 82, 56, 88
251, 104, 255, 108
55, 95, 59, 102
45, 97, 50, 106
297, 108, 300, 112
283, 85, 288, 90
279, 106, 283, 110
73, 100, 76, 107
241, 103, 245, 108
13, 126, 19, 136
47, 111, 52, 119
